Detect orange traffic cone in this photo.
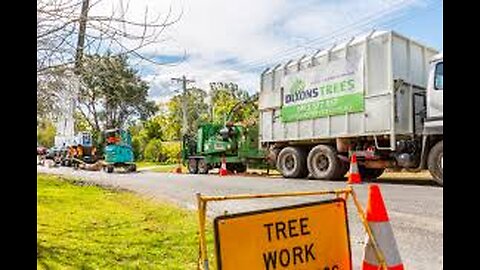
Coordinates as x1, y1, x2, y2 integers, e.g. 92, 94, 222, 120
174, 164, 182, 174
173, 153, 183, 173
347, 153, 362, 184
362, 184, 404, 270
219, 156, 228, 176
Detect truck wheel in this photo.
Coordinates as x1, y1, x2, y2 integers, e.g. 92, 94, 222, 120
307, 145, 342, 180
428, 140, 443, 185
197, 159, 209, 174
276, 147, 308, 178
188, 158, 198, 174
106, 165, 114, 173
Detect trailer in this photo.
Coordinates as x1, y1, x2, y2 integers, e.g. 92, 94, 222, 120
182, 95, 267, 174
259, 30, 443, 184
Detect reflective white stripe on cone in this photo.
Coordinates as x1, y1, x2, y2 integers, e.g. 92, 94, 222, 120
362, 222, 403, 270
362, 184, 404, 270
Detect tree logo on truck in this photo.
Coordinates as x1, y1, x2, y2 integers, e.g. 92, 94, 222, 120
289, 78, 306, 94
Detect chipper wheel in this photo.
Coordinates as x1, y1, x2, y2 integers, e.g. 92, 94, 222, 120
188, 158, 198, 174
197, 159, 209, 174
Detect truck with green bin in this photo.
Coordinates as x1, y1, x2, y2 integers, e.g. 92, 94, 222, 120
182, 30, 443, 185
259, 30, 443, 185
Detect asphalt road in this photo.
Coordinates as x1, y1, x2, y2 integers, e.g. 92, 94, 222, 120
37, 165, 443, 269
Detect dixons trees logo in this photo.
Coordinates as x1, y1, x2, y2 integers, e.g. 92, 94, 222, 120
284, 77, 355, 105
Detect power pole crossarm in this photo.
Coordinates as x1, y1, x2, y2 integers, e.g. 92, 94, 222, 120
171, 76, 195, 137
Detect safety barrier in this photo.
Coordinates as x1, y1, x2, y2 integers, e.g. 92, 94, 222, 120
196, 186, 389, 270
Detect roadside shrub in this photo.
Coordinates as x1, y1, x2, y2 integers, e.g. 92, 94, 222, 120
161, 141, 182, 164
141, 140, 181, 164
143, 139, 163, 162
132, 135, 146, 160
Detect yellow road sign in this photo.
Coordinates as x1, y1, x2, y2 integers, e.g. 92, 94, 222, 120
214, 198, 351, 270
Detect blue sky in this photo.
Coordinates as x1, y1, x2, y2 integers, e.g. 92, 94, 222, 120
97, 0, 442, 102
389, 1, 443, 50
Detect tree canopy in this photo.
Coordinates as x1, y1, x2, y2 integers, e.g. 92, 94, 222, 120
77, 54, 157, 134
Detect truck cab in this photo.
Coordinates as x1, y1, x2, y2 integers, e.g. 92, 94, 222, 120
422, 53, 443, 184
425, 53, 443, 132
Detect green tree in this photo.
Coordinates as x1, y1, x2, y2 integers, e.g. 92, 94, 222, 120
37, 119, 56, 147
77, 54, 157, 135
210, 86, 258, 126
143, 139, 163, 162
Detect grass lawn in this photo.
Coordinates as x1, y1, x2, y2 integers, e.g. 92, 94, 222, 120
37, 174, 215, 269
135, 161, 187, 173
135, 161, 164, 168
149, 164, 186, 173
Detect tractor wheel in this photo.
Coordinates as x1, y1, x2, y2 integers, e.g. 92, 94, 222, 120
188, 158, 198, 174
197, 159, 209, 174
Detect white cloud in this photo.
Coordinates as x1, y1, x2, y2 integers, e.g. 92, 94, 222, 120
88, 0, 432, 101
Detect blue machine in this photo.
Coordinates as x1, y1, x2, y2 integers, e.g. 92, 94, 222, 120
103, 128, 136, 173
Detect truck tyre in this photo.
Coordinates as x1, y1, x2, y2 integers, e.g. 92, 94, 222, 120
307, 145, 342, 180
188, 158, 198, 174
106, 165, 114, 173
197, 159, 209, 174
277, 147, 308, 178
428, 140, 443, 185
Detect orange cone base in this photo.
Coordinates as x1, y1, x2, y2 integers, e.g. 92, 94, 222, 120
348, 173, 362, 184
362, 261, 404, 270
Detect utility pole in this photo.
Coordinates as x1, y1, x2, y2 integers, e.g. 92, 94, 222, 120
171, 75, 195, 137
75, 0, 90, 72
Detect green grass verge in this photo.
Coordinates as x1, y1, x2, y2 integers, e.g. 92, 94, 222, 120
135, 161, 163, 168
149, 164, 186, 173
37, 174, 215, 270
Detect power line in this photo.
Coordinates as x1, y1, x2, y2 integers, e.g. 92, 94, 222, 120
232, 0, 438, 73
233, 0, 414, 70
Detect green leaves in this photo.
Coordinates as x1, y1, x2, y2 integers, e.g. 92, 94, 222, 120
78, 54, 157, 133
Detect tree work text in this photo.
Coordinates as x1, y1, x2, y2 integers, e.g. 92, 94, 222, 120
262, 217, 316, 269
